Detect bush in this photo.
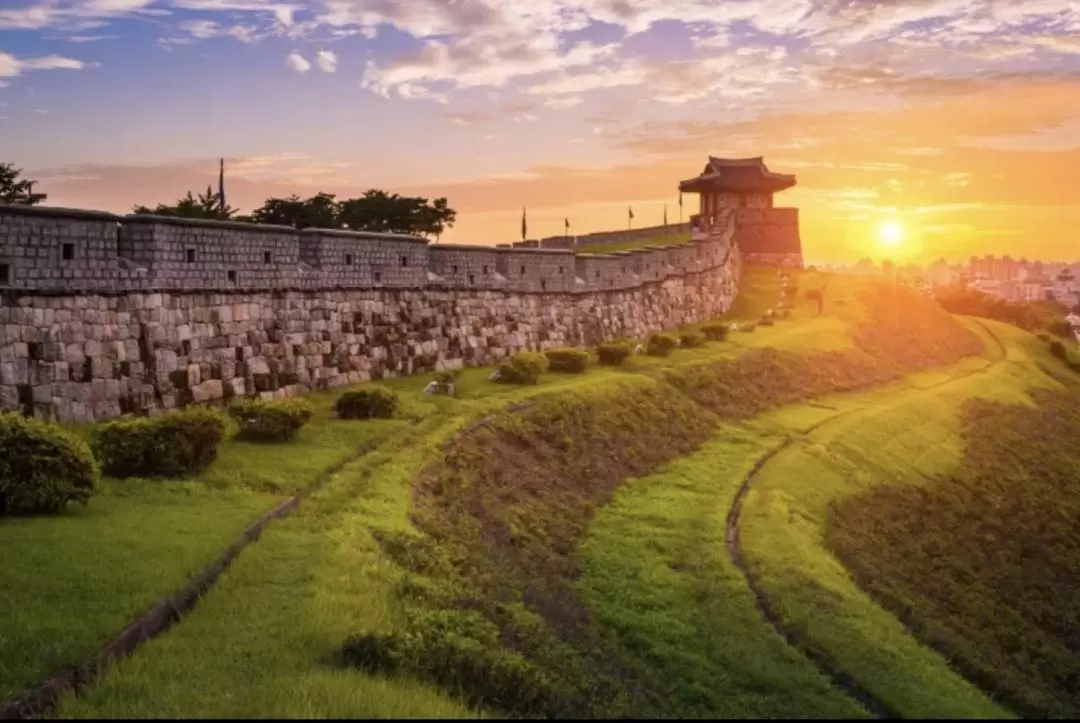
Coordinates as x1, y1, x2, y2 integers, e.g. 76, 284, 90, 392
228, 396, 314, 442
645, 333, 679, 357
496, 351, 550, 385
596, 341, 634, 367
544, 348, 591, 374
679, 331, 706, 349
92, 407, 227, 479
701, 322, 730, 342
336, 386, 399, 419
0, 413, 98, 516
759, 316, 775, 327
740, 322, 757, 333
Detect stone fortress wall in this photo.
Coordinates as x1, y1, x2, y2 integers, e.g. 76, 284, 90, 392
0, 204, 741, 422
733, 208, 804, 269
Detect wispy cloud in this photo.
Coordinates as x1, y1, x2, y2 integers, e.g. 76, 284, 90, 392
285, 50, 310, 73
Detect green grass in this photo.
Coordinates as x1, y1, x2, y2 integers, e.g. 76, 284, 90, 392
736, 319, 1061, 719
826, 370, 1080, 718
580, 426, 868, 718
11, 267, 1057, 720
574, 230, 691, 254
0, 485, 277, 702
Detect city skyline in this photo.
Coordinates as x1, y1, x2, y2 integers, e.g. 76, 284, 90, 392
2, 1, 1079, 263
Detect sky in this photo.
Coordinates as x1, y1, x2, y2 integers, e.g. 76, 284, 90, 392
1, 0, 1079, 265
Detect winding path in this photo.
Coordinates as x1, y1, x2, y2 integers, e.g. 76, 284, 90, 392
0, 435, 389, 721
724, 319, 1008, 720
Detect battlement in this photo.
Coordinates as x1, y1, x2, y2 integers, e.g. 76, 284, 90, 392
0, 203, 736, 296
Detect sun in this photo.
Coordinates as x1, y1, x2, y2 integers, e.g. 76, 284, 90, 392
876, 219, 906, 249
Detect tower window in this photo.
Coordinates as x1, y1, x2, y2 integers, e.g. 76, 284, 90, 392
346, 254, 354, 265
520, 265, 526, 275
0, 263, 10, 285
62, 243, 74, 261
264, 251, 272, 264
227, 270, 237, 284
186, 248, 196, 263
452, 265, 458, 274
400, 256, 409, 267
374, 271, 381, 283
482, 265, 489, 274
468, 274, 475, 285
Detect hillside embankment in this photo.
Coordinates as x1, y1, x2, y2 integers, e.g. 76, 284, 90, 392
31, 268, 1079, 720
340, 282, 996, 718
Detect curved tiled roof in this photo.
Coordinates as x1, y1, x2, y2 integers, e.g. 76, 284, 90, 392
678, 156, 797, 194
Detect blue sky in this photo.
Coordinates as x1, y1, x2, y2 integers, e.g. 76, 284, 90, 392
1, 1, 1079, 262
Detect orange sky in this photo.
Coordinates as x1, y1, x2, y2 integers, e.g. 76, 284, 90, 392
3, 1, 1079, 264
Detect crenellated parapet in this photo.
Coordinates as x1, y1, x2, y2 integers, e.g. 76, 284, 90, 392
0, 203, 742, 423
0, 203, 737, 296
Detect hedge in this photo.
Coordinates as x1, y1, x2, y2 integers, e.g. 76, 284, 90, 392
0, 413, 98, 515
645, 333, 679, 357
544, 348, 591, 374
92, 407, 227, 479
336, 387, 399, 419
596, 341, 634, 367
496, 352, 550, 385
229, 397, 314, 442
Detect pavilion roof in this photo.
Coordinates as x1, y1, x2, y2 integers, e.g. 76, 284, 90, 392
678, 156, 797, 194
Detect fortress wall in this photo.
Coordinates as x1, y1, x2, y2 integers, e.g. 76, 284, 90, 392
0, 204, 740, 422
733, 207, 804, 268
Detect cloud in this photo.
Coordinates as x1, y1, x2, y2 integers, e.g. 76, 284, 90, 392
0, 51, 85, 77
315, 49, 337, 73
285, 51, 310, 73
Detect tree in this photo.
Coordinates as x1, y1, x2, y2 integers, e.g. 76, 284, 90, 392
0, 162, 47, 205
337, 190, 456, 238
249, 193, 340, 229
133, 185, 236, 220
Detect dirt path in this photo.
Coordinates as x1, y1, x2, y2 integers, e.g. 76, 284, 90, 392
0, 436, 387, 721
723, 320, 1007, 719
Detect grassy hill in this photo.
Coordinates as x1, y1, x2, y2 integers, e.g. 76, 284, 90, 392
3, 267, 1078, 719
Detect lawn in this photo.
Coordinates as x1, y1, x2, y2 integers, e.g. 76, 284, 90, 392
7, 267, 1048, 719
735, 319, 1062, 719
579, 425, 869, 718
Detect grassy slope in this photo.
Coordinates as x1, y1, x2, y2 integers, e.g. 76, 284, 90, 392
737, 320, 1063, 719
19, 266, 1040, 719
580, 425, 868, 719
45, 269, 835, 718
0, 392, 390, 703
826, 369, 1080, 718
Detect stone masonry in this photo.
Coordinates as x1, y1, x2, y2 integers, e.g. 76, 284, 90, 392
0, 204, 741, 422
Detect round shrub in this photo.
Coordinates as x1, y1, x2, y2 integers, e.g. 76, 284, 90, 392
336, 386, 399, 419
645, 333, 679, 357
544, 347, 591, 374
701, 322, 730, 342
679, 331, 706, 349
92, 407, 227, 479
596, 341, 633, 367
228, 396, 314, 442
759, 316, 775, 327
495, 351, 550, 385
0, 413, 98, 516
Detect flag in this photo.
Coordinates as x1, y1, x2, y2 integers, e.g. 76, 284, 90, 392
521, 206, 527, 241
663, 205, 668, 226
628, 206, 634, 221
564, 217, 570, 234
218, 158, 226, 212
678, 192, 683, 209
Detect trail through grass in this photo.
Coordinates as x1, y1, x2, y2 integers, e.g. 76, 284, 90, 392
580, 426, 868, 718
736, 320, 1057, 719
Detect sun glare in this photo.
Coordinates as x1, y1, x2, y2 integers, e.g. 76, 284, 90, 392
876, 219, 905, 249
